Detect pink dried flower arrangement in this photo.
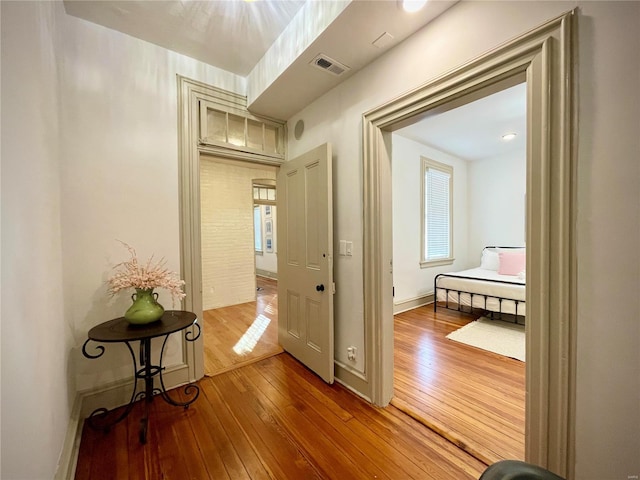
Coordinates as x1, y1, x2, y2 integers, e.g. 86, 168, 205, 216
107, 242, 186, 303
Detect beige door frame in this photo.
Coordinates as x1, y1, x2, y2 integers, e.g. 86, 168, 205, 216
177, 76, 285, 382
362, 11, 576, 478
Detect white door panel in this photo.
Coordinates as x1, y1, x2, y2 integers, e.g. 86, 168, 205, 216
277, 143, 334, 383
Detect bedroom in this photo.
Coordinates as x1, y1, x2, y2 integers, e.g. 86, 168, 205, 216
391, 82, 527, 463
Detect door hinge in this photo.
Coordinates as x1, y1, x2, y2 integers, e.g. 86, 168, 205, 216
332, 282, 336, 294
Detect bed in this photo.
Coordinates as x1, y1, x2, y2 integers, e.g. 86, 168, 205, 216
434, 246, 526, 321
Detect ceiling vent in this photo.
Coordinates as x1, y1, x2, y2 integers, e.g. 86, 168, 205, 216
310, 54, 350, 76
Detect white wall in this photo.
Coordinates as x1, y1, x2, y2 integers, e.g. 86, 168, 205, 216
255, 205, 278, 277
574, 2, 640, 477
467, 150, 526, 258
200, 157, 276, 310
391, 135, 469, 305
1, 3, 245, 477
1, 2, 71, 478
57, 5, 244, 393
287, 2, 640, 478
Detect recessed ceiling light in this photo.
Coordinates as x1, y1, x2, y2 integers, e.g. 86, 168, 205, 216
402, 0, 428, 13
502, 132, 517, 141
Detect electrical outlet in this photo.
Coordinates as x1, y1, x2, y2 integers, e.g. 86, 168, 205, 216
347, 346, 357, 361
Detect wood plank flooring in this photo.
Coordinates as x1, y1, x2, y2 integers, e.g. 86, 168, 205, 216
204, 276, 283, 376
75, 291, 524, 477
392, 305, 525, 465
75, 353, 487, 480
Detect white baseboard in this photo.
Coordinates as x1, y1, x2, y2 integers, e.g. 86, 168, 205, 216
54, 362, 192, 478
79, 363, 190, 418
334, 361, 371, 402
393, 293, 434, 314
54, 394, 83, 480
256, 269, 277, 280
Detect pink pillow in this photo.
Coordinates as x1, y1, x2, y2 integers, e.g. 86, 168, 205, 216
498, 251, 526, 276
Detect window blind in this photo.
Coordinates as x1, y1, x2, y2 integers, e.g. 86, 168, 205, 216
424, 167, 451, 260
254, 206, 263, 252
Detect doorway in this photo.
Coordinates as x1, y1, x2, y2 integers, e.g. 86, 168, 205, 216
362, 12, 575, 476
390, 83, 527, 464
202, 275, 282, 376
199, 155, 283, 376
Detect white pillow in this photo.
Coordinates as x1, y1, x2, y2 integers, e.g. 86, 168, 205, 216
480, 249, 500, 271
497, 247, 526, 254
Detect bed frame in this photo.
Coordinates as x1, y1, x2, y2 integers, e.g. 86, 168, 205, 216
433, 246, 526, 323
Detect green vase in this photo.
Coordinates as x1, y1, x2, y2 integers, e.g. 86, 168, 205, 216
124, 288, 164, 325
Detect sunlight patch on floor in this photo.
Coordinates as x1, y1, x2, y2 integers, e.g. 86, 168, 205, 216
233, 314, 271, 355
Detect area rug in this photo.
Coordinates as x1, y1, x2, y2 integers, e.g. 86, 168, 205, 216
446, 317, 525, 361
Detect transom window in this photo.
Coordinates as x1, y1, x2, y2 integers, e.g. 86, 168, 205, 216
421, 157, 454, 267
253, 185, 276, 203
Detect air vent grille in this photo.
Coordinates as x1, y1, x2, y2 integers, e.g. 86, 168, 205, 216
310, 54, 350, 77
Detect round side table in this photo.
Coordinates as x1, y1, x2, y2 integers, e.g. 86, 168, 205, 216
82, 310, 200, 443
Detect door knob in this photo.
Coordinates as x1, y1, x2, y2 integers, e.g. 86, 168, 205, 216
316, 284, 325, 292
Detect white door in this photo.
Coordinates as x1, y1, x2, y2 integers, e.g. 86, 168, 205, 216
276, 143, 334, 383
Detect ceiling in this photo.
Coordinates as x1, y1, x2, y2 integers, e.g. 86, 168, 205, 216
395, 82, 527, 162
61, 0, 525, 155
63, 0, 307, 77
62, 0, 457, 119
246, 0, 457, 118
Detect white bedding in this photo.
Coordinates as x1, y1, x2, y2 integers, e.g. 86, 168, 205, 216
435, 267, 526, 316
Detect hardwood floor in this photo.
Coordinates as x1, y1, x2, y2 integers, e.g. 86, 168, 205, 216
203, 276, 283, 376
75, 292, 523, 477
393, 305, 525, 465
75, 353, 487, 480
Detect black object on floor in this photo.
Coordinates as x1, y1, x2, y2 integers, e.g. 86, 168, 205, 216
479, 460, 565, 480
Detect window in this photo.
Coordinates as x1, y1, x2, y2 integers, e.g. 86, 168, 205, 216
421, 157, 453, 267
200, 100, 285, 160
254, 206, 263, 254
252, 179, 276, 255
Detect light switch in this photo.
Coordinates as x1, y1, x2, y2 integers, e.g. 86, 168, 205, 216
339, 240, 347, 256
346, 241, 353, 256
